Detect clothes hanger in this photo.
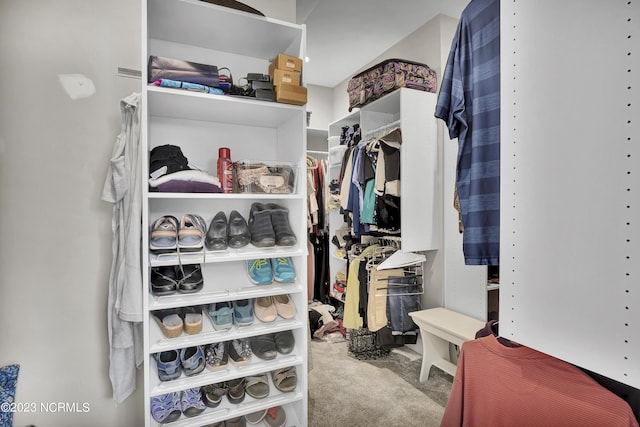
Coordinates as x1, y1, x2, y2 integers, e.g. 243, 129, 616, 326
376, 250, 426, 270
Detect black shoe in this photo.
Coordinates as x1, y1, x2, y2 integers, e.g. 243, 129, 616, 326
273, 330, 295, 354
250, 334, 277, 360
248, 203, 276, 247
266, 203, 297, 246
227, 210, 250, 248
205, 211, 228, 250
178, 264, 203, 293
150, 266, 178, 296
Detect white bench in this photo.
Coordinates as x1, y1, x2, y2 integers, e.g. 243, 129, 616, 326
409, 307, 485, 381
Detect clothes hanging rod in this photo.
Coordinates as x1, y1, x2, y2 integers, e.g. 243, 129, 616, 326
307, 150, 329, 155
364, 119, 401, 138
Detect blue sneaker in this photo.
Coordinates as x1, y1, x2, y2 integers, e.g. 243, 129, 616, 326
271, 257, 296, 283
247, 259, 273, 285
233, 299, 254, 326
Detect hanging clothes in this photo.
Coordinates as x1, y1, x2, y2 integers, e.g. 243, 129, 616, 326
373, 128, 402, 198
306, 155, 321, 232
435, 0, 501, 266
343, 244, 380, 329
101, 92, 143, 403
441, 334, 639, 427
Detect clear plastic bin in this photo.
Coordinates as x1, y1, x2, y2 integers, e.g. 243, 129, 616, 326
233, 161, 297, 194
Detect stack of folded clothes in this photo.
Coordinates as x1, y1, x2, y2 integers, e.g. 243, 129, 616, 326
149, 144, 223, 193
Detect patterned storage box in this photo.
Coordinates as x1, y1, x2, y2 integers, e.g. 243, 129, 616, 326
347, 58, 437, 111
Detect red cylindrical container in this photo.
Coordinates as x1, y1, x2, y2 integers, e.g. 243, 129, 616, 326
217, 147, 233, 193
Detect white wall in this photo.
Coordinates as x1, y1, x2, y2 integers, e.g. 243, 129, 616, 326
306, 84, 333, 152
0, 1, 144, 426
332, 14, 446, 122
306, 84, 333, 132
0, 1, 294, 426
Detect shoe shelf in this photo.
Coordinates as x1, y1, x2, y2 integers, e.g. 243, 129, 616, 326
149, 353, 304, 396
149, 317, 304, 354
148, 245, 307, 267
151, 396, 304, 427
149, 282, 302, 311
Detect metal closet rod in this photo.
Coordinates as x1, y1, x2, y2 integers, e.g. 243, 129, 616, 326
364, 120, 401, 139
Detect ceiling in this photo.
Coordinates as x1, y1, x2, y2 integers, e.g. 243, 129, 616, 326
296, 0, 469, 88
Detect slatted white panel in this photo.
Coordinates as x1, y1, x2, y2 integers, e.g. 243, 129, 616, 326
500, 0, 640, 388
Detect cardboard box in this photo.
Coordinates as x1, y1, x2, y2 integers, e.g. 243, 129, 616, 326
275, 83, 307, 106
270, 68, 301, 87
270, 53, 303, 73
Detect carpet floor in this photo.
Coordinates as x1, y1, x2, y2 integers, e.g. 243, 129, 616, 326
307, 335, 453, 426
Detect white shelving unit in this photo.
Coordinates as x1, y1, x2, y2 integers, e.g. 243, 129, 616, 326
142, 1, 308, 425
500, 0, 639, 388
327, 88, 440, 304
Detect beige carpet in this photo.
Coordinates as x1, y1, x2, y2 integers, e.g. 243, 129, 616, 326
308, 337, 451, 427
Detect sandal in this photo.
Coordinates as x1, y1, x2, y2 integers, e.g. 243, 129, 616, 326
271, 367, 297, 392
201, 382, 228, 408
208, 301, 234, 330
150, 215, 179, 253
180, 346, 205, 377
263, 406, 287, 427
150, 266, 179, 296
151, 308, 183, 338
245, 408, 268, 424
182, 305, 203, 335
178, 214, 207, 252
226, 377, 246, 404
150, 392, 181, 423
228, 338, 252, 365
205, 342, 228, 371
154, 350, 182, 381
245, 373, 270, 399
178, 264, 204, 293
181, 387, 206, 418
232, 299, 254, 326
226, 416, 248, 427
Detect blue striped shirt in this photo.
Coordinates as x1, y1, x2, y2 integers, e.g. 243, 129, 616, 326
435, 0, 500, 266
